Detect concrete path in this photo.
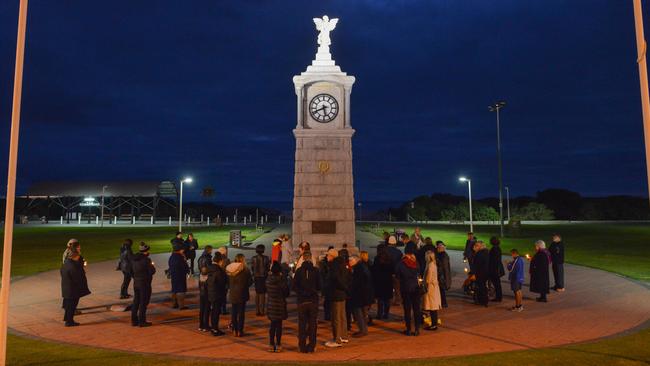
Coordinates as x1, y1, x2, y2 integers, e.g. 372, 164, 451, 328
8, 227, 650, 362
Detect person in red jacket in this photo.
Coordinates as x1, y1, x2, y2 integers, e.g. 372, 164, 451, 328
271, 239, 283, 264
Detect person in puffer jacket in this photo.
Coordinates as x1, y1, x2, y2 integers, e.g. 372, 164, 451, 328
226, 254, 253, 337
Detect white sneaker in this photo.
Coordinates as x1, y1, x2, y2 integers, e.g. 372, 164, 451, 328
516, 306, 524, 312
340, 338, 349, 344
325, 341, 342, 348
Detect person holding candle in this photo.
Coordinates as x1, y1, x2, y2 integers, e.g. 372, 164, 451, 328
60, 248, 90, 327
529, 240, 551, 302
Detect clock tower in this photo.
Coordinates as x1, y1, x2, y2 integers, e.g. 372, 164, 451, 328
291, 15, 356, 253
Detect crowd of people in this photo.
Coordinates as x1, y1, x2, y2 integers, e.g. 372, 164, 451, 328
58, 228, 566, 353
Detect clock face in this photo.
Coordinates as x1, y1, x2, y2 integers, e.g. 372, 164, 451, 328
309, 94, 339, 123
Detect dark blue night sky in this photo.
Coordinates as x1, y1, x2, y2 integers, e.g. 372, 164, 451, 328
0, 0, 648, 202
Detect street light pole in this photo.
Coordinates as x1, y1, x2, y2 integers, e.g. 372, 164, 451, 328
633, 0, 650, 204
459, 177, 473, 232
0, 1, 29, 364
489, 101, 506, 237
505, 186, 511, 222
178, 177, 192, 232
100, 185, 107, 227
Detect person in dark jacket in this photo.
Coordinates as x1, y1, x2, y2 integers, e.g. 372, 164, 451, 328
207, 252, 227, 336
471, 241, 490, 307
197, 245, 213, 272
131, 242, 155, 327
184, 233, 199, 275
324, 249, 350, 348
372, 245, 394, 319
319, 246, 333, 321
198, 266, 211, 332
118, 239, 134, 299
402, 234, 416, 257
170, 231, 184, 250
435, 242, 451, 308
60, 250, 91, 326
349, 256, 372, 337
463, 232, 476, 264
394, 247, 421, 336
266, 262, 290, 352
385, 235, 403, 307
549, 234, 565, 292
251, 244, 270, 316
168, 243, 189, 309
530, 240, 551, 302
293, 251, 320, 353
488, 237, 505, 302
226, 253, 253, 337
217, 246, 231, 315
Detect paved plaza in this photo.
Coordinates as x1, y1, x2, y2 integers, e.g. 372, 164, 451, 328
8, 227, 650, 362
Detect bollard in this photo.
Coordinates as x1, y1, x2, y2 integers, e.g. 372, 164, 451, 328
95, 217, 98, 225
278, 216, 281, 224
169, 216, 172, 226
60, 216, 63, 225
201, 214, 204, 223
244, 217, 247, 225
78, 215, 81, 225
206, 217, 210, 226
132, 216, 135, 225
249, 215, 252, 222
114, 216, 117, 225
150, 216, 154, 225
226, 217, 229, 224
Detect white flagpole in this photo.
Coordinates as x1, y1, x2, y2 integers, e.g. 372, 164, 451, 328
0, 0, 29, 364
633, 0, 650, 203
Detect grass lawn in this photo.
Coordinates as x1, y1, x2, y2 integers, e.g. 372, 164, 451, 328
0, 225, 266, 276
362, 223, 650, 281
8, 327, 650, 366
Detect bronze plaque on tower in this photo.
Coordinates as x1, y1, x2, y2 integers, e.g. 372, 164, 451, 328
311, 221, 337, 234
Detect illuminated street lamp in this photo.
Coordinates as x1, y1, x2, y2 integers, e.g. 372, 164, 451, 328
505, 186, 511, 222
459, 177, 473, 232
178, 177, 193, 232
489, 100, 506, 237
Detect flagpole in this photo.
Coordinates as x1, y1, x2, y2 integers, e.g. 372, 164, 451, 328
0, 0, 29, 364
633, 0, 650, 203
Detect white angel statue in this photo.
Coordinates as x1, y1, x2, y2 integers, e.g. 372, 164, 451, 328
313, 15, 339, 47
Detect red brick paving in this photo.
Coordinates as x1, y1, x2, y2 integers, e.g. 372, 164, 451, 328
7, 241, 650, 362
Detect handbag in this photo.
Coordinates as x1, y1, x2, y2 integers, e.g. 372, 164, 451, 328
418, 275, 428, 296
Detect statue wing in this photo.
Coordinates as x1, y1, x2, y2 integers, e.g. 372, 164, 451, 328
313, 18, 323, 31
330, 18, 339, 30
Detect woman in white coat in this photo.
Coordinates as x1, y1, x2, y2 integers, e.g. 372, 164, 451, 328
422, 250, 442, 330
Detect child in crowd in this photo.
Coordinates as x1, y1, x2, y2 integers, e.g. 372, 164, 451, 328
507, 249, 525, 312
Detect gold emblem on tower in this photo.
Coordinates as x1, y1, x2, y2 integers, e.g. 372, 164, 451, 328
318, 160, 330, 174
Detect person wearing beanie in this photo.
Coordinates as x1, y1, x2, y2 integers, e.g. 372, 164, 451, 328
60, 248, 90, 327
168, 244, 189, 309
207, 252, 227, 336
252, 244, 270, 316
131, 242, 155, 327
293, 251, 320, 353
266, 262, 289, 352
118, 239, 134, 299
324, 247, 350, 348
170, 231, 184, 251
394, 249, 421, 336
198, 245, 213, 272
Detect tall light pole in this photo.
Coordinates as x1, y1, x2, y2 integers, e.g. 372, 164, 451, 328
633, 0, 650, 204
178, 177, 193, 232
489, 100, 506, 237
459, 177, 473, 232
100, 185, 107, 227
0, 1, 29, 364
505, 186, 511, 222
